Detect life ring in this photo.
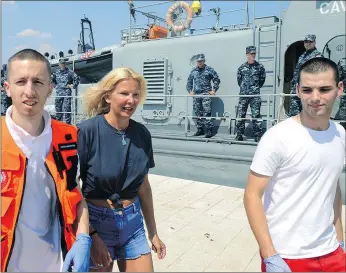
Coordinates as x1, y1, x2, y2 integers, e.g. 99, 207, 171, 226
165, 1, 193, 33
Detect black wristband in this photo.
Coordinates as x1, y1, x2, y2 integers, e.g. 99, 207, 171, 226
89, 230, 97, 236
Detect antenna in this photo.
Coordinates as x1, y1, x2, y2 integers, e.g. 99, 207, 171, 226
209, 7, 221, 30
79, 15, 95, 53
127, 0, 136, 23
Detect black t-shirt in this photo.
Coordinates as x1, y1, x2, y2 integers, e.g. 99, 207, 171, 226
77, 115, 155, 200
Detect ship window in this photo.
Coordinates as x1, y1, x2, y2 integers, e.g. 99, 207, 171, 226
322, 34, 345, 119
142, 58, 168, 105
322, 34, 345, 64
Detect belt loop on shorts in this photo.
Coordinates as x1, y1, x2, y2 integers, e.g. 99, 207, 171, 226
132, 198, 137, 214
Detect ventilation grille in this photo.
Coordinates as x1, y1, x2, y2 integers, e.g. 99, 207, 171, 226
143, 59, 167, 105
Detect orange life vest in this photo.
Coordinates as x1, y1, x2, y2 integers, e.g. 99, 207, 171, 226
1, 117, 83, 272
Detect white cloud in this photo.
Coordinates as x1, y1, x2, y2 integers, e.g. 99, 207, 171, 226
16, 29, 52, 39
2, 1, 16, 5
40, 32, 53, 39
38, 43, 55, 55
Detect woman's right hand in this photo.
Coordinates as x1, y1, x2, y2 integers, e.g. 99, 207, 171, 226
90, 234, 112, 269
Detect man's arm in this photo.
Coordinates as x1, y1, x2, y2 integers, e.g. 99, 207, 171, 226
72, 72, 80, 90
51, 72, 57, 86
334, 180, 344, 243
243, 126, 285, 259
237, 66, 242, 87
314, 49, 323, 58
259, 65, 266, 88
338, 59, 346, 83
186, 71, 194, 93
244, 171, 276, 258
291, 54, 304, 91
72, 183, 89, 235
72, 156, 89, 235
211, 68, 220, 92
62, 181, 92, 272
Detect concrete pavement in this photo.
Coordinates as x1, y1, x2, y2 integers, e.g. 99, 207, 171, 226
111, 174, 346, 272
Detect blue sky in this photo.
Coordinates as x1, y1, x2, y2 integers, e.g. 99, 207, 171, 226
1, 1, 290, 64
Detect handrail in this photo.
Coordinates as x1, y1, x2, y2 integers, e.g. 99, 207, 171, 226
47, 92, 345, 137
122, 1, 286, 44
193, 8, 246, 18
124, 1, 255, 43
134, 1, 172, 9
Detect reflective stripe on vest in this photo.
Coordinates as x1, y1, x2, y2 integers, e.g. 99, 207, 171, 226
1, 117, 82, 272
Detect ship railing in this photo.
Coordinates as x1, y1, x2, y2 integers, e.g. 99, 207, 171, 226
122, 1, 287, 43
121, 26, 151, 43
46, 92, 346, 137
124, 1, 252, 43
120, 22, 253, 44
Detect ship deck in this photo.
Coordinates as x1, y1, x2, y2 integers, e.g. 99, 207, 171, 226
112, 174, 346, 272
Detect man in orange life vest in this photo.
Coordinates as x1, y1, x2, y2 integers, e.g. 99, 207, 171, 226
1, 49, 92, 272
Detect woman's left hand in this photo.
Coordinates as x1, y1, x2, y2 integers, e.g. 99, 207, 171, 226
150, 234, 166, 260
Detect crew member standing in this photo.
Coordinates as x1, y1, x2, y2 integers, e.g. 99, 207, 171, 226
289, 34, 323, 116
1, 64, 11, 116
337, 57, 346, 129
235, 46, 266, 142
51, 59, 80, 124
186, 53, 220, 138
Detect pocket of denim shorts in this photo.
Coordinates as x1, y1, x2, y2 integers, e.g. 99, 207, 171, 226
124, 208, 143, 231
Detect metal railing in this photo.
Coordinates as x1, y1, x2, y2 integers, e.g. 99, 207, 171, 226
45, 92, 345, 137
122, 1, 263, 44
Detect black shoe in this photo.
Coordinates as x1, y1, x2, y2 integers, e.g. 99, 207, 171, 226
235, 135, 243, 141
254, 136, 261, 142
340, 122, 346, 131
205, 130, 213, 138
193, 129, 204, 136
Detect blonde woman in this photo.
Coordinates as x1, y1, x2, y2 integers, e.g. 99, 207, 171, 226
77, 67, 166, 272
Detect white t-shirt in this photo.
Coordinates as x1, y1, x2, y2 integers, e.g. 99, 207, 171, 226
5, 106, 63, 271
250, 117, 345, 259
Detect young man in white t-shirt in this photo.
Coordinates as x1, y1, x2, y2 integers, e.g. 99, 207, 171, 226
244, 57, 346, 272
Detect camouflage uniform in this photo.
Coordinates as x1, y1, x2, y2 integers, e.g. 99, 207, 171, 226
51, 59, 80, 124
1, 64, 11, 116
337, 58, 346, 123
289, 34, 323, 116
235, 46, 266, 139
186, 54, 220, 135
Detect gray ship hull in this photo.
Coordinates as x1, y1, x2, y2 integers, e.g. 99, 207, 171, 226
46, 1, 346, 202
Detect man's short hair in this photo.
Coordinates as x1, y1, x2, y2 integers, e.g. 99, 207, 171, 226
7, 48, 52, 79
298, 57, 340, 85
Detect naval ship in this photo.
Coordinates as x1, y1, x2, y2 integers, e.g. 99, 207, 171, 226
42, 0, 346, 201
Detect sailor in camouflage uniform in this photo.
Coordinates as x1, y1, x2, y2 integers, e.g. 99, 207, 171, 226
51, 59, 80, 124
337, 57, 346, 129
289, 34, 323, 116
186, 53, 220, 138
235, 46, 266, 142
1, 64, 12, 116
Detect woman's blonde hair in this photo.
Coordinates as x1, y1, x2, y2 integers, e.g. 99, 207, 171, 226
82, 67, 147, 117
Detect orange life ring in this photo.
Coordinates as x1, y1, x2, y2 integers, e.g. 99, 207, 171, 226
165, 1, 193, 33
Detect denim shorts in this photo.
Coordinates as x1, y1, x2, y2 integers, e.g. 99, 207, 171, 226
88, 196, 151, 262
